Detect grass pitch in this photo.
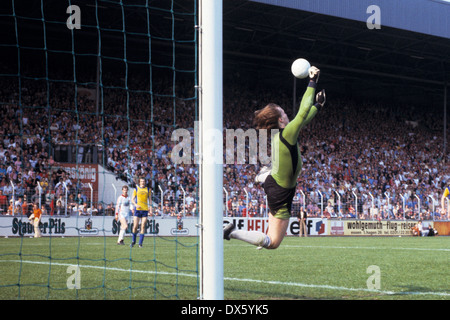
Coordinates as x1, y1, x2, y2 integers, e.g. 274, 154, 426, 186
0, 235, 448, 300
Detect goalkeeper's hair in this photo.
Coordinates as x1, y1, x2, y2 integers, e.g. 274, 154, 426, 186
253, 103, 282, 130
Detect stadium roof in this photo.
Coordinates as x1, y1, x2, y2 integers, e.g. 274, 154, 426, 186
223, 0, 450, 106
251, 0, 450, 40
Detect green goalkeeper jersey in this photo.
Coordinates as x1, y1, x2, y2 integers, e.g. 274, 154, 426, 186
271, 82, 318, 189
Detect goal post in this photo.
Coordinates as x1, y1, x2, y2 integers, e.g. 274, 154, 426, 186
198, 0, 224, 300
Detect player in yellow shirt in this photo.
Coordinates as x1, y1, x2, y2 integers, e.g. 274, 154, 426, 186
441, 185, 449, 219
131, 177, 152, 247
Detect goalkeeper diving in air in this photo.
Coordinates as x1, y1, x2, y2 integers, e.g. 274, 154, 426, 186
224, 66, 326, 249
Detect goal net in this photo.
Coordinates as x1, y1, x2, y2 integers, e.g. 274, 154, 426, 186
0, 0, 202, 300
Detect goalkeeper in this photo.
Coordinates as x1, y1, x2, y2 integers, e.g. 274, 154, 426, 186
224, 66, 325, 249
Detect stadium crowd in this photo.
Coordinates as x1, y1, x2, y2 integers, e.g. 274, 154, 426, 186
0, 74, 449, 221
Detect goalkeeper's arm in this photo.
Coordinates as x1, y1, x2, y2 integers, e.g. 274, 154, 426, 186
283, 67, 325, 144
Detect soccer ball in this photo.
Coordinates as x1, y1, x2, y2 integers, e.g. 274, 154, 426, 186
291, 58, 311, 79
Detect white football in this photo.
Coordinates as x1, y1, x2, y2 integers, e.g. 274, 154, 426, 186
291, 58, 311, 79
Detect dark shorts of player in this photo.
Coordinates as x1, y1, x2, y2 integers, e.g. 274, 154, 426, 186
134, 210, 148, 218
263, 175, 296, 219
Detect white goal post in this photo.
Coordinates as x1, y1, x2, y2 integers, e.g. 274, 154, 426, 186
198, 0, 224, 300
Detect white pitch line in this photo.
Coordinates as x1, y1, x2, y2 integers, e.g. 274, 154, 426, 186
281, 245, 450, 252
2, 259, 449, 297
0, 259, 197, 278
223, 276, 450, 297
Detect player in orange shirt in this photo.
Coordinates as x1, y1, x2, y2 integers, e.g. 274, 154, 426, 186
29, 203, 42, 238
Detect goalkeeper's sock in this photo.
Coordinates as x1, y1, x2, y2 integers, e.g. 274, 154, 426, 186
230, 230, 271, 248
139, 233, 145, 246
132, 232, 137, 244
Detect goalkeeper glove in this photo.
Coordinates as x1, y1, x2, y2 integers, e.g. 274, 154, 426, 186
315, 89, 326, 108
309, 66, 320, 83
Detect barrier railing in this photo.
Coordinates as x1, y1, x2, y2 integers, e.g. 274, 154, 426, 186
1, 184, 448, 221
